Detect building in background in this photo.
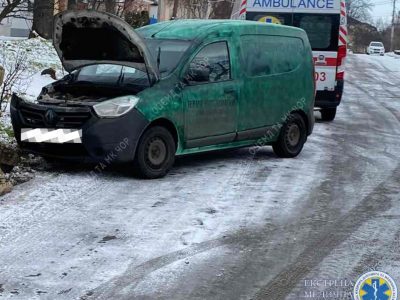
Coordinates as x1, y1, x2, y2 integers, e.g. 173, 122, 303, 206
55, 0, 155, 16
0, 0, 33, 37
0, 0, 161, 38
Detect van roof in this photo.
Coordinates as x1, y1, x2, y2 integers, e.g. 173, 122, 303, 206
137, 19, 304, 41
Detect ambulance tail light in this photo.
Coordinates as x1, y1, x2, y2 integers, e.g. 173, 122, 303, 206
336, 45, 347, 81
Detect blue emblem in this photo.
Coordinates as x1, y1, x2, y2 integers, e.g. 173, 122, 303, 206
354, 272, 397, 300
361, 278, 390, 300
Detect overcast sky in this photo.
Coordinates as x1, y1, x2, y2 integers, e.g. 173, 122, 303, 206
371, 1, 395, 23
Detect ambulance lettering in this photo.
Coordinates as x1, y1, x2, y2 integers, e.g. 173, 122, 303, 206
252, 0, 335, 9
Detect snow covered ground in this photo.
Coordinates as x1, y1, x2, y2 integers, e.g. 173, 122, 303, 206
0, 37, 62, 144
0, 53, 399, 299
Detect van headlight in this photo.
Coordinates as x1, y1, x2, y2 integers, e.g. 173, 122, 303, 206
93, 96, 139, 118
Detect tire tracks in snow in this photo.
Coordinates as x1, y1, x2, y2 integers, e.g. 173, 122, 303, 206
253, 165, 400, 300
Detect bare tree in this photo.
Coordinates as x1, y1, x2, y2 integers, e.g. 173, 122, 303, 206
172, 0, 179, 18
31, 0, 55, 39
0, 45, 31, 112
0, 0, 32, 24
179, 0, 210, 19
67, 0, 76, 9
104, 0, 115, 13
346, 0, 373, 22
375, 17, 390, 33
209, 0, 233, 19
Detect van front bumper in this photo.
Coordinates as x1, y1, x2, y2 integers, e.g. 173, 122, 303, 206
10, 95, 149, 163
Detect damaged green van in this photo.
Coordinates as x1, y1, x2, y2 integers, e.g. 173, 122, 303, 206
11, 10, 315, 178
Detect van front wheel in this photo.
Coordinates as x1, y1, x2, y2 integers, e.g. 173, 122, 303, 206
273, 113, 307, 158
134, 126, 176, 179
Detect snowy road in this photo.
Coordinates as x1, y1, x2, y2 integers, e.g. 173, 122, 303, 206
1, 54, 400, 300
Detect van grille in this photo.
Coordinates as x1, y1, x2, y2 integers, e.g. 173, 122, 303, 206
19, 105, 92, 129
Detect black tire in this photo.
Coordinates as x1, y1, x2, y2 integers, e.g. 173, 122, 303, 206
133, 126, 176, 179
321, 107, 337, 121
272, 113, 307, 158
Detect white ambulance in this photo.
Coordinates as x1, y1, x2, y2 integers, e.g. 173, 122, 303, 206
232, 0, 347, 121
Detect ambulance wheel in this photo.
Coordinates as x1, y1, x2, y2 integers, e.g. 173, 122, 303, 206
321, 107, 337, 121
273, 113, 307, 158
134, 126, 176, 179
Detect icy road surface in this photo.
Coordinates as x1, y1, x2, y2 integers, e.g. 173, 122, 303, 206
1, 54, 400, 300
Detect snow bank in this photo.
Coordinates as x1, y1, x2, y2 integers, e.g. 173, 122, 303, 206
0, 37, 63, 79
0, 37, 63, 139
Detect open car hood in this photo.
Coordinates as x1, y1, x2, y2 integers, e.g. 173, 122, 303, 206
53, 10, 159, 82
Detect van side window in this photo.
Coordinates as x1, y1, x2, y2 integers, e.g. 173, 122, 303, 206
187, 42, 231, 84
240, 35, 304, 77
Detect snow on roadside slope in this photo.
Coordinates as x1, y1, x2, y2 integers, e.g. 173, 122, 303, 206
0, 37, 62, 139
0, 37, 63, 102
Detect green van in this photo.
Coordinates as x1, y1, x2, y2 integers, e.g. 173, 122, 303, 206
11, 11, 315, 178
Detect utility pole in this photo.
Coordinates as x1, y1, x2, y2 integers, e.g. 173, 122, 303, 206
391, 0, 397, 52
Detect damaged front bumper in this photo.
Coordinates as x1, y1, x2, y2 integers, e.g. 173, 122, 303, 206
10, 94, 149, 163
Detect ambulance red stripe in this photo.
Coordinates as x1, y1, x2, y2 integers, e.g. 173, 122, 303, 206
339, 35, 347, 46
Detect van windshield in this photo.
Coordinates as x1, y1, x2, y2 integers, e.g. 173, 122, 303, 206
145, 39, 191, 77
371, 42, 383, 47
74, 64, 150, 91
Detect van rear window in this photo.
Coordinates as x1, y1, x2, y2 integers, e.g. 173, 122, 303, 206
240, 35, 304, 77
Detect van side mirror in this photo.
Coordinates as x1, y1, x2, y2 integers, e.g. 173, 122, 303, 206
187, 66, 210, 84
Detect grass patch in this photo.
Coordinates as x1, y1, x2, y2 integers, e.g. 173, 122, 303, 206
0, 123, 14, 138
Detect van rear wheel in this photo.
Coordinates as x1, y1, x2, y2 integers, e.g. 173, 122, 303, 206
321, 107, 337, 121
134, 126, 176, 179
273, 113, 307, 158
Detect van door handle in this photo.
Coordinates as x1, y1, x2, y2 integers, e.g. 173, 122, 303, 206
224, 87, 235, 94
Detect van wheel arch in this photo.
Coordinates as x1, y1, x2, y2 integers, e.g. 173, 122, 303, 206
273, 112, 307, 158
133, 119, 179, 178
291, 110, 310, 136
144, 118, 179, 149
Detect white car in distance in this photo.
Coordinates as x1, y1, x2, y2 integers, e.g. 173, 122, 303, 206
367, 42, 385, 56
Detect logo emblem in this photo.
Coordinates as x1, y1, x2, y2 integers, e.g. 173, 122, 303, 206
354, 271, 397, 300
257, 16, 282, 25
44, 109, 59, 126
